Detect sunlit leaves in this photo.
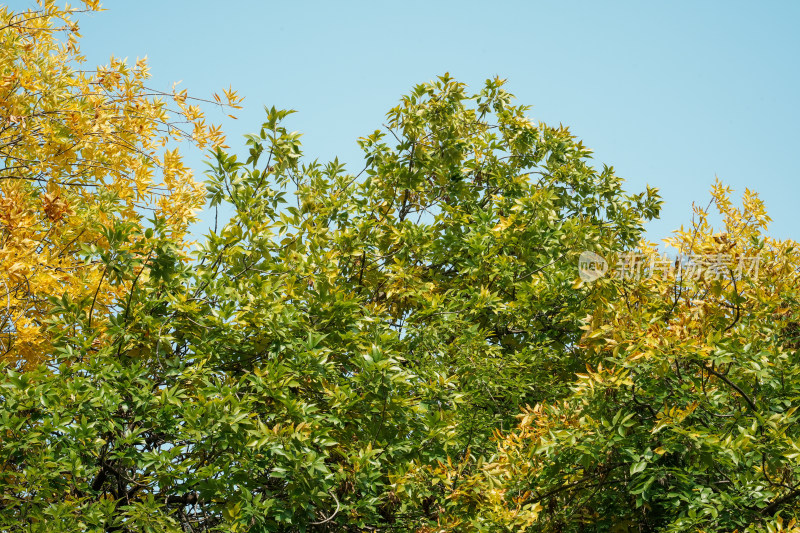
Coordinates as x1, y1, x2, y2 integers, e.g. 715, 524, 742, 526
432, 185, 800, 531
0, 1, 242, 368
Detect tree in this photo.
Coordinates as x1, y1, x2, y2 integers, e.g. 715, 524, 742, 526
0, 75, 660, 531
415, 183, 800, 532
0, 0, 241, 368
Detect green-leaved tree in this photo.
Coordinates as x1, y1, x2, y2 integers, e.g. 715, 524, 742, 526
0, 75, 662, 531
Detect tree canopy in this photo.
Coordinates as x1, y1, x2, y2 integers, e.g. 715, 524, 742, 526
1, 4, 799, 532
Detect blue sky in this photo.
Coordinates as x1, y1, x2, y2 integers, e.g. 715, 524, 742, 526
27, 1, 800, 242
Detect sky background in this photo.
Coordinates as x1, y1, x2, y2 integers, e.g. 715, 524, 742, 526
17, 0, 800, 243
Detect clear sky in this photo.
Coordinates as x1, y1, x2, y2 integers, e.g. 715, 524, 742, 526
18, 0, 800, 243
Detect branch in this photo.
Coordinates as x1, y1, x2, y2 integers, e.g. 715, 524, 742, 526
0, 175, 100, 187
87, 265, 108, 331
164, 491, 201, 506
697, 361, 758, 413
760, 487, 800, 516
310, 491, 340, 525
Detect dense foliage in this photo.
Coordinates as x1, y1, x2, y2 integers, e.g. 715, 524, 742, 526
1, 4, 798, 532
0, 0, 240, 368
415, 184, 800, 532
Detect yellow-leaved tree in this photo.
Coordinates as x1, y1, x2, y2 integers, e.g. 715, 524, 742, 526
0, 0, 242, 368
400, 182, 800, 532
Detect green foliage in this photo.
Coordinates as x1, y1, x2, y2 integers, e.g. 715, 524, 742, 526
0, 74, 701, 532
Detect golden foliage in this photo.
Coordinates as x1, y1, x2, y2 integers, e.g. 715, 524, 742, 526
0, 1, 242, 368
